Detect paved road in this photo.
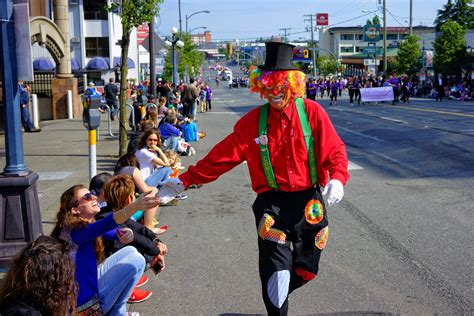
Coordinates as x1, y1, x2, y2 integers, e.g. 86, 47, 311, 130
1, 68, 472, 315
129, 71, 473, 315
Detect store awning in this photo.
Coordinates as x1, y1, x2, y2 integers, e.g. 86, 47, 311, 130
33, 57, 55, 71
113, 57, 136, 69
71, 57, 81, 71
85, 57, 110, 70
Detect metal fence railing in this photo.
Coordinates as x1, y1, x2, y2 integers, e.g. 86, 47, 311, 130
26, 72, 55, 97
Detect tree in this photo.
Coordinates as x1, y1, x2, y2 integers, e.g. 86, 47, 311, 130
434, 21, 469, 76
435, 0, 474, 31
372, 15, 381, 25
107, 0, 164, 156
162, 34, 204, 82
394, 34, 422, 75
316, 55, 337, 76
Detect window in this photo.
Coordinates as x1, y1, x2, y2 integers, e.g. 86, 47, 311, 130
387, 34, 398, 40
84, 0, 107, 20
340, 34, 354, 41
340, 46, 354, 53
399, 34, 408, 40
85, 37, 109, 57
356, 34, 364, 41
355, 46, 363, 53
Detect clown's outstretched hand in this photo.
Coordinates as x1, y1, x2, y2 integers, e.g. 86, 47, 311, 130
157, 178, 185, 203
322, 179, 344, 206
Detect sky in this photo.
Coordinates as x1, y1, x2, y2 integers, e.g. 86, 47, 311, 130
155, 0, 448, 41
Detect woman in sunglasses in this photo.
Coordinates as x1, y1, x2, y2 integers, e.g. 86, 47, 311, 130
51, 184, 160, 315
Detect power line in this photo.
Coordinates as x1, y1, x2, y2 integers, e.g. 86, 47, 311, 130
279, 28, 291, 42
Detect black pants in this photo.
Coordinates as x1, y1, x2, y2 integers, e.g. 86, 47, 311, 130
436, 87, 444, 101
348, 89, 355, 104
252, 187, 329, 315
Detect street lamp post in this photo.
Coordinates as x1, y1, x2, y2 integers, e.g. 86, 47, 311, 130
189, 26, 206, 35
165, 27, 185, 85
185, 10, 210, 34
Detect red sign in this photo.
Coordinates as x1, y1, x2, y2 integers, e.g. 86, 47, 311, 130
316, 13, 328, 26
137, 24, 149, 45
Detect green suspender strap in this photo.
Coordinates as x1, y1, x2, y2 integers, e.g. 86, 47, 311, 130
258, 98, 318, 190
295, 98, 318, 185
259, 104, 279, 189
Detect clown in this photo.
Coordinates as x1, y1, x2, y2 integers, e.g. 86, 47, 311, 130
160, 42, 349, 315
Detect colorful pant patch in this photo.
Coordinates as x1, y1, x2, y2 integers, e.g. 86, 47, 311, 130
258, 213, 286, 244
315, 226, 329, 250
305, 199, 324, 225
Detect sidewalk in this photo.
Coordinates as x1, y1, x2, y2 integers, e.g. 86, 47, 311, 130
0, 116, 123, 234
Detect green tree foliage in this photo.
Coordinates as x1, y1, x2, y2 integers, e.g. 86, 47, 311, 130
433, 20, 469, 75
107, 0, 164, 156
162, 34, 204, 82
316, 55, 337, 76
372, 15, 381, 25
394, 35, 422, 75
434, 0, 474, 31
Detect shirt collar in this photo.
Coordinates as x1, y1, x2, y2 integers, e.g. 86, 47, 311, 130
268, 98, 295, 120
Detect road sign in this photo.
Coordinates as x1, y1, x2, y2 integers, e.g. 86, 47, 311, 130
364, 59, 380, 66
363, 47, 379, 54
316, 13, 329, 26
363, 24, 380, 42
137, 24, 149, 45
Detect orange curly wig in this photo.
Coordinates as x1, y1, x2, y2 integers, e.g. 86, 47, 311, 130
249, 66, 306, 99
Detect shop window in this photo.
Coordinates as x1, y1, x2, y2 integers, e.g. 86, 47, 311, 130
85, 37, 109, 57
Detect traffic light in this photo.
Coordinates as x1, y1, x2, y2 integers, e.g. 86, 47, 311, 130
304, 49, 309, 59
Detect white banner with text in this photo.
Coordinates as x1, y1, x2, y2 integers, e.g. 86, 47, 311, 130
360, 87, 394, 102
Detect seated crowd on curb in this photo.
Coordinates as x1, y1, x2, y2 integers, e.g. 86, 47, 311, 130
0, 78, 210, 316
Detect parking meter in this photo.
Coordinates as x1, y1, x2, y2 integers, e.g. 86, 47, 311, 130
82, 95, 101, 130
82, 95, 101, 180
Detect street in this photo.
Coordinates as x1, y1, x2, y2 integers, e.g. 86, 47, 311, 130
129, 71, 474, 315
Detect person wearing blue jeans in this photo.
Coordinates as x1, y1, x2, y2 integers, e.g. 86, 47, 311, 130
51, 184, 160, 315
98, 246, 145, 315
144, 166, 173, 188
18, 81, 40, 132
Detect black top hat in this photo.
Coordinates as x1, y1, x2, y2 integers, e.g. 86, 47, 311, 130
258, 42, 298, 71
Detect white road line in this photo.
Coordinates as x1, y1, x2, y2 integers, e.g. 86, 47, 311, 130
337, 126, 384, 142
380, 117, 408, 124
348, 161, 363, 170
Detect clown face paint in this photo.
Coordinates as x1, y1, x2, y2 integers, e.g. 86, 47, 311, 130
264, 83, 292, 110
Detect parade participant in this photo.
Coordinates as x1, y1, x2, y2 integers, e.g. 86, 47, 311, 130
159, 42, 349, 315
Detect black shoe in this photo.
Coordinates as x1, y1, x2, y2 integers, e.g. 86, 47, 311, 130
26, 128, 41, 133
110, 115, 115, 121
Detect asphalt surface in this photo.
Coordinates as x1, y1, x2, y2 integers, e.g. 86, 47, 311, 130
0, 65, 473, 315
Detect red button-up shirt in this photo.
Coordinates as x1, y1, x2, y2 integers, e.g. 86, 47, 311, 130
180, 98, 349, 194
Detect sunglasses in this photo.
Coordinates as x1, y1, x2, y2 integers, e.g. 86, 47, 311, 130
71, 192, 95, 208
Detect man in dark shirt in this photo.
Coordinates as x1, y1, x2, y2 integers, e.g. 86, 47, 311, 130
104, 78, 119, 120
157, 80, 171, 103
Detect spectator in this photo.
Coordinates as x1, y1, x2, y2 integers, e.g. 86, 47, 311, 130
182, 117, 199, 142
128, 120, 155, 154
104, 78, 119, 121
0, 236, 77, 316
114, 153, 166, 228
205, 84, 213, 111
98, 175, 169, 300
181, 78, 199, 118
51, 184, 159, 314
18, 81, 40, 133
160, 114, 182, 152
435, 74, 445, 102
84, 82, 100, 96
89, 172, 113, 208
135, 129, 173, 188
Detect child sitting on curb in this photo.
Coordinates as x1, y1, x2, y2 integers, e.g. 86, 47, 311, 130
164, 150, 187, 200
98, 175, 168, 304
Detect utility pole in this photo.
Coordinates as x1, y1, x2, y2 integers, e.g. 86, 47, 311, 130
304, 14, 317, 78
178, 0, 182, 35
409, 0, 413, 35
149, 17, 156, 95
279, 27, 291, 43
383, 0, 387, 73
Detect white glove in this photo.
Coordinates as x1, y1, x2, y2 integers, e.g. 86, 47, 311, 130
322, 179, 344, 206
157, 178, 185, 203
